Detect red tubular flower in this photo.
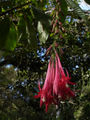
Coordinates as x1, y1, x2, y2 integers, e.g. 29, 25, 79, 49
34, 48, 75, 112
53, 51, 75, 100
34, 58, 55, 112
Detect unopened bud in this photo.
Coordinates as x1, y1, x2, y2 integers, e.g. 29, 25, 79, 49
55, 19, 58, 24
59, 22, 62, 26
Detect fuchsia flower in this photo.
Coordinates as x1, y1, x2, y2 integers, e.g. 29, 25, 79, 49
53, 51, 75, 100
34, 58, 55, 112
34, 49, 75, 112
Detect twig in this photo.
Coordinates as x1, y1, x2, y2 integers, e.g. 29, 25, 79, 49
0, 1, 32, 16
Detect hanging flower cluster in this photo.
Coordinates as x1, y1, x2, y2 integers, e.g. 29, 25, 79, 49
34, 0, 74, 112
34, 48, 75, 112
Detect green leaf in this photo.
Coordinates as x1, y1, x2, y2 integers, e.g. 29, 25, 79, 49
0, 17, 10, 49
25, 16, 37, 51
0, 17, 17, 51
18, 16, 28, 43
18, 15, 37, 51
31, 6, 51, 27
59, 0, 68, 23
37, 21, 49, 44
31, 7, 51, 44
65, 0, 90, 29
5, 24, 17, 51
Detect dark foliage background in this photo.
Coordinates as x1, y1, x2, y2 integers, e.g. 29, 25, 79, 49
0, 0, 90, 120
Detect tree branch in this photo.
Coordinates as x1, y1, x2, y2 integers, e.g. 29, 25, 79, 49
0, 1, 32, 16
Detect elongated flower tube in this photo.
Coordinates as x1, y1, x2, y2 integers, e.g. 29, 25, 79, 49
53, 51, 75, 100
34, 58, 55, 112
34, 48, 75, 112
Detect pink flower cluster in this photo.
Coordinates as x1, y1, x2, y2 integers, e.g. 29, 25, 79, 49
34, 51, 75, 112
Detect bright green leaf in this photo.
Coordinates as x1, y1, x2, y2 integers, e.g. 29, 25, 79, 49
37, 21, 49, 44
